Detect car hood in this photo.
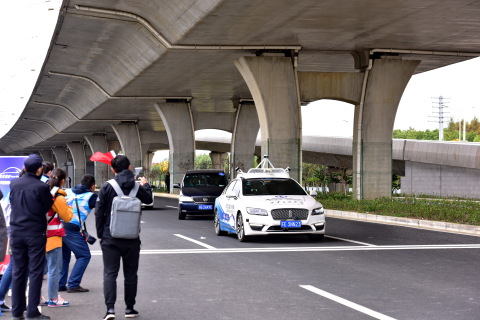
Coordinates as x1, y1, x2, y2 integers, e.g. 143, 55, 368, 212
244, 195, 322, 208
182, 186, 225, 197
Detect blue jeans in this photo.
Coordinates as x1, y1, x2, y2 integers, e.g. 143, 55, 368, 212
60, 227, 91, 289
46, 247, 62, 300
0, 259, 12, 300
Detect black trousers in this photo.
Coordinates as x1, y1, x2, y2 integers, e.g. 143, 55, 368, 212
10, 234, 46, 318
101, 237, 141, 309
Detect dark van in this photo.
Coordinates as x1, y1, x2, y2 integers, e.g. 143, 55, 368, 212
174, 169, 228, 220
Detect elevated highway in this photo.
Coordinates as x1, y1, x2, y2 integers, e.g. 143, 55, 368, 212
198, 135, 480, 199
2, 1, 480, 199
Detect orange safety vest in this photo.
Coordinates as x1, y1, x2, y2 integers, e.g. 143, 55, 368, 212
46, 187, 65, 238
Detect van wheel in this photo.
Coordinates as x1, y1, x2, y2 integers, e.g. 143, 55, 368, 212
236, 212, 248, 242
178, 209, 186, 220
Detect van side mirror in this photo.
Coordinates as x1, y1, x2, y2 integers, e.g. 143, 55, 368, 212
310, 190, 318, 197
173, 183, 180, 189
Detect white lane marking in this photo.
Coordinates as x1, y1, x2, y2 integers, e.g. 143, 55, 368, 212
174, 234, 216, 249
326, 235, 376, 246
300, 285, 397, 320
166, 205, 178, 209
89, 243, 480, 255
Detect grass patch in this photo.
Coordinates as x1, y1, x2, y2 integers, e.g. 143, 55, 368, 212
316, 193, 480, 226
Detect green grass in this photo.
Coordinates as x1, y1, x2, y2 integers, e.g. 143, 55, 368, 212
316, 193, 480, 226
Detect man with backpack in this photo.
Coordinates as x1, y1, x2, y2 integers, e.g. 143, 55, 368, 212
95, 155, 152, 320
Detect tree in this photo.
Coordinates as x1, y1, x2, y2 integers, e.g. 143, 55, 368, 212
195, 154, 212, 169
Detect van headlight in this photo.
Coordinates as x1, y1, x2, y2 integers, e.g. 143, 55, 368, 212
312, 207, 324, 215
179, 195, 194, 203
246, 207, 268, 216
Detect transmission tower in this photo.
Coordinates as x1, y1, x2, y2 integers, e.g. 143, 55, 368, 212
430, 96, 449, 141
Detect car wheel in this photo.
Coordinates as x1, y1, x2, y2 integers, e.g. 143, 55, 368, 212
308, 234, 324, 241
214, 211, 226, 236
236, 212, 248, 242
178, 209, 186, 220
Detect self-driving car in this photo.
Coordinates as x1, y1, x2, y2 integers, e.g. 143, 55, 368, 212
214, 156, 325, 242
174, 169, 228, 220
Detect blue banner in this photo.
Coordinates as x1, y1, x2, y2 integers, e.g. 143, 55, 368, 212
0, 156, 27, 197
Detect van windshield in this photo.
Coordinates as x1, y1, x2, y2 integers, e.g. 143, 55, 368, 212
183, 173, 228, 188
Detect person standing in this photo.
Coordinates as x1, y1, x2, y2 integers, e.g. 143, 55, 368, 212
45, 168, 73, 307
165, 171, 170, 193
10, 154, 53, 320
95, 155, 152, 320
60, 174, 97, 293
40, 162, 54, 184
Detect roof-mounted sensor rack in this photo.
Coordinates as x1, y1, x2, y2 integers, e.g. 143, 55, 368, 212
236, 155, 290, 178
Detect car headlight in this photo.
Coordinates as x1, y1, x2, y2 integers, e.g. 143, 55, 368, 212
312, 207, 324, 215
179, 195, 194, 203
246, 207, 268, 216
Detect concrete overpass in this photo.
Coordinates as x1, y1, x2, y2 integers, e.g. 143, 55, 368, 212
199, 135, 480, 199
2, 0, 480, 199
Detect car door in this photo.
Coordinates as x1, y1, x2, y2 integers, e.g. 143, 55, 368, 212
217, 179, 238, 232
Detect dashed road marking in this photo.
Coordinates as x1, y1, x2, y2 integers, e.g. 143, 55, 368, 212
326, 235, 376, 246
300, 285, 397, 320
174, 233, 217, 249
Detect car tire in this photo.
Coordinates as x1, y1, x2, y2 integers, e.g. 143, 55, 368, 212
308, 234, 324, 241
214, 211, 226, 236
178, 209, 186, 220
236, 212, 248, 242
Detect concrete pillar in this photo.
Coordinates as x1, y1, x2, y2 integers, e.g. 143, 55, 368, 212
39, 150, 55, 165
66, 142, 86, 186
52, 147, 68, 171
353, 58, 419, 199
154, 102, 195, 192
210, 151, 228, 171
235, 56, 302, 181
111, 123, 142, 170
84, 134, 110, 188
230, 103, 259, 177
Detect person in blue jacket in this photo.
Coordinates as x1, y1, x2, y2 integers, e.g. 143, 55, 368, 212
10, 154, 53, 320
60, 174, 98, 293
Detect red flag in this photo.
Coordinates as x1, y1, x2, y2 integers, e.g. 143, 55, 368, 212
90, 150, 116, 165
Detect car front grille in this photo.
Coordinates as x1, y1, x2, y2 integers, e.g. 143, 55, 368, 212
271, 208, 309, 220
192, 196, 216, 203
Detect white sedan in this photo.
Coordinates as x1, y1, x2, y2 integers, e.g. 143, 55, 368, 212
214, 166, 325, 242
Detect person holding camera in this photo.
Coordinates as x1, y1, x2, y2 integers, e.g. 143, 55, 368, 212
95, 155, 152, 320
45, 168, 73, 307
60, 174, 98, 293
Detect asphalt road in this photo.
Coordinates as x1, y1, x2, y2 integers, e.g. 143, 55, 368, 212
11, 196, 480, 320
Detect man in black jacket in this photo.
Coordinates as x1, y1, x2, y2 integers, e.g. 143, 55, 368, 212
95, 155, 152, 320
10, 154, 53, 320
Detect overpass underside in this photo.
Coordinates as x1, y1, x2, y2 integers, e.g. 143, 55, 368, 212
2, 1, 480, 200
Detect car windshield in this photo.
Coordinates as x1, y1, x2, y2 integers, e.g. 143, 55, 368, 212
183, 173, 228, 188
242, 178, 307, 196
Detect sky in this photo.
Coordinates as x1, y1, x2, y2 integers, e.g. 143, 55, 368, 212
1, 0, 479, 162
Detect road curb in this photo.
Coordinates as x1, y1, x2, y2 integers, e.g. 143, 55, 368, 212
325, 209, 480, 237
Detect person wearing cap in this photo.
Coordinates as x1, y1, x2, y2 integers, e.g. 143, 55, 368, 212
9, 154, 54, 320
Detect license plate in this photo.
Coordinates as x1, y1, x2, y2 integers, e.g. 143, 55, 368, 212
198, 204, 213, 210
280, 220, 301, 228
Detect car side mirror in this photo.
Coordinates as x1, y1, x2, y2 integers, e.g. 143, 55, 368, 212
173, 183, 180, 189
309, 190, 318, 197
